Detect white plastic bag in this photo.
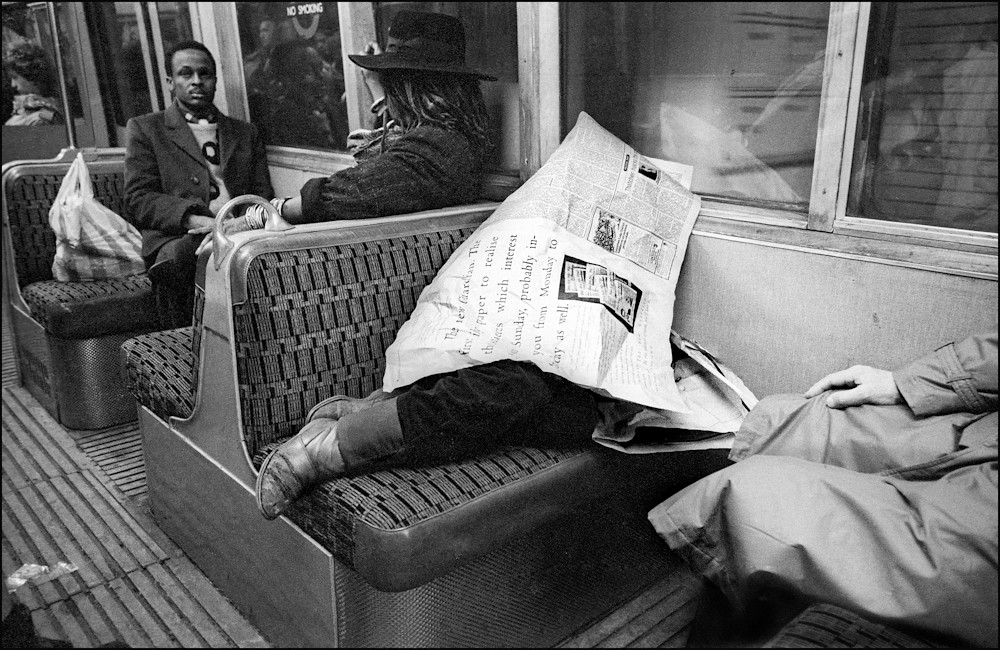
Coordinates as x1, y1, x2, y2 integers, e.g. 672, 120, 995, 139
49, 152, 145, 281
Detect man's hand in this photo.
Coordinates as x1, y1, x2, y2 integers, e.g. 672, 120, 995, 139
804, 365, 903, 409
185, 213, 215, 235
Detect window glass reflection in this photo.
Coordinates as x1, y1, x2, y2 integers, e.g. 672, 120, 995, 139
849, 2, 997, 233
236, 2, 349, 151
78, 2, 154, 132
154, 2, 193, 59
2, 3, 66, 126
562, 2, 829, 208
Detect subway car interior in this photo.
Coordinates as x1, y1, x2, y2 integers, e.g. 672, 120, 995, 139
2, 1, 997, 648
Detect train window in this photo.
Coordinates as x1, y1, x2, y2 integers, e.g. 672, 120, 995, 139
234, 2, 350, 152
847, 2, 998, 234
2, 2, 91, 160
83, 3, 158, 144
149, 2, 194, 108
373, 2, 520, 174
561, 2, 830, 211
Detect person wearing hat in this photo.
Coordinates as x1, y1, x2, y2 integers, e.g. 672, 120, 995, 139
251, 13, 606, 521
226, 9, 496, 233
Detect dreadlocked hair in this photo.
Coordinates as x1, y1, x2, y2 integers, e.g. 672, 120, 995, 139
380, 70, 494, 160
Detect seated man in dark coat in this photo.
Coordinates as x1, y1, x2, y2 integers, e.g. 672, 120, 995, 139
124, 40, 274, 328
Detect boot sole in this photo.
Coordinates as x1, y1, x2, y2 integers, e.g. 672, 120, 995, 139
255, 448, 284, 520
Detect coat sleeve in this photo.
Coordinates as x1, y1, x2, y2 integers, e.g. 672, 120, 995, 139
296, 128, 480, 224
246, 122, 275, 199
893, 331, 998, 417
124, 116, 206, 235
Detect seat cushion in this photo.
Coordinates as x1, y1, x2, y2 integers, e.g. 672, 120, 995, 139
22, 275, 158, 338
121, 327, 196, 420
253, 441, 729, 592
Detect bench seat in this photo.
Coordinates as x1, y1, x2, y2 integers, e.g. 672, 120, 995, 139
2, 148, 163, 429
123, 205, 728, 646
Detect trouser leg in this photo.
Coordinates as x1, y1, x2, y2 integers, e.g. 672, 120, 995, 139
333, 361, 599, 468
392, 360, 598, 465
147, 234, 204, 329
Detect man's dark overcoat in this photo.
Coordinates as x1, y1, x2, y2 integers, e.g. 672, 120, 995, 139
124, 102, 274, 263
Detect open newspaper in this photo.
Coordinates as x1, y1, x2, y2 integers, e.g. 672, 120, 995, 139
383, 112, 756, 452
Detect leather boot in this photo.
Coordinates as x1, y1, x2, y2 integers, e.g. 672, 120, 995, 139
256, 399, 406, 520
306, 387, 403, 422
255, 417, 346, 520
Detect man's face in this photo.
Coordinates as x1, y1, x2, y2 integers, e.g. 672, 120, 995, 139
167, 48, 216, 111
259, 20, 276, 49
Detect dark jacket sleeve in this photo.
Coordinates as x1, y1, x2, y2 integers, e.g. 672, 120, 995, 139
297, 126, 482, 224
894, 331, 998, 416
230, 120, 274, 200
124, 115, 205, 236
249, 123, 275, 199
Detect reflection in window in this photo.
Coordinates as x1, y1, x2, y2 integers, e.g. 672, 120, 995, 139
235, 2, 349, 151
84, 3, 153, 129
1, 2, 89, 125
154, 2, 193, 63
849, 2, 997, 233
374, 2, 519, 172
562, 2, 829, 208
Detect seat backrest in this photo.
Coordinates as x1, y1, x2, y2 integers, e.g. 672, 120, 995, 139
2, 149, 127, 290
225, 209, 493, 461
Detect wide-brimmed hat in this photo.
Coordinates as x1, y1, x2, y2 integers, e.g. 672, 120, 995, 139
348, 10, 497, 81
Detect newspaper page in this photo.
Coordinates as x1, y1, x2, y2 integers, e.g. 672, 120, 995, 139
383, 112, 701, 411
592, 330, 760, 454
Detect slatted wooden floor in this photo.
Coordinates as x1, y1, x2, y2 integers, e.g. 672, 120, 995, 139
1, 296, 271, 647
2, 295, 701, 647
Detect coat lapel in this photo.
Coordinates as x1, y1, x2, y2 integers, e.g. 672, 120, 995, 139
165, 102, 208, 169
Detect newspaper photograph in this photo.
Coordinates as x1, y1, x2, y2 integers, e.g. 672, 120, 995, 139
558, 255, 642, 332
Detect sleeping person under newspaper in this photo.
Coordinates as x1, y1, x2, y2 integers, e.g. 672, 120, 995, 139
254, 111, 757, 521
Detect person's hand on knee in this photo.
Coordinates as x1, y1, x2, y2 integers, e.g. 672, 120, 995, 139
804, 365, 903, 409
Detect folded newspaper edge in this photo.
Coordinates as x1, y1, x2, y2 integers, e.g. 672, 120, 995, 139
592, 330, 758, 454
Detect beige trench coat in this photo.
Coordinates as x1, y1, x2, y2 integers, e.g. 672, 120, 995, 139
649, 332, 998, 647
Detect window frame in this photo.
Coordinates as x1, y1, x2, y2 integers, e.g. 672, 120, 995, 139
202, 1, 997, 279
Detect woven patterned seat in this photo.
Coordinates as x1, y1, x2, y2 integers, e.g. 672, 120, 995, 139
121, 327, 196, 420
252, 442, 588, 567
765, 603, 944, 648
233, 229, 479, 457
22, 275, 155, 333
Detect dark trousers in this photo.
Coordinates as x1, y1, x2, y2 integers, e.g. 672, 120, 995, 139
147, 234, 204, 329
391, 360, 599, 465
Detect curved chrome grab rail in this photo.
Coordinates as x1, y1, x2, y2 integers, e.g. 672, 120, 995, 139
212, 194, 294, 270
